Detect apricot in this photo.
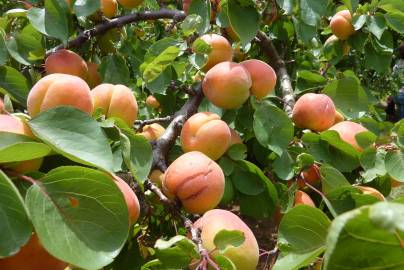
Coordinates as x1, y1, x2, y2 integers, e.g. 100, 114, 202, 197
140, 123, 165, 141
0, 115, 42, 173
294, 190, 315, 207
391, 177, 403, 188
0, 234, 68, 270
86, 62, 102, 88
193, 34, 233, 71
45, 49, 88, 80
117, 0, 143, 9
334, 110, 345, 124
297, 164, 321, 189
27, 74, 93, 117
113, 176, 140, 225
292, 93, 336, 132
328, 121, 369, 151
145, 95, 160, 109
324, 35, 350, 55
91, 83, 138, 126
330, 10, 355, 40
180, 112, 231, 160
163, 151, 225, 214
149, 169, 164, 187
240, 59, 277, 100
101, 0, 118, 18
0, 97, 3, 113
193, 209, 259, 270
356, 186, 385, 201
229, 128, 242, 145
202, 62, 251, 109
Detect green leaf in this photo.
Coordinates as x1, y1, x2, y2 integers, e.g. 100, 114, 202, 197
355, 131, 377, 149
276, 0, 296, 15
297, 70, 327, 83
180, 14, 203, 36
323, 77, 368, 119
99, 55, 130, 85
213, 254, 237, 270
384, 12, 404, 34
0, 133, 52, 162
364, 42, 392, 73
143, 46, 180, 83
385, 151, 404, 182
273, 151, 295, 180
320, 164, 350, 195
226, 143, 247, 161
154, 235, 199, 268
0, 170, 32, 257
273, 247, 324, 270
0, 31, 9, 65
73, 0, 101, 17
25, 166, 129, 270
379, 0, 404, 13
323, 202, 404, 270
360, 148, 387, 182
213, 229, 245, 251
227, 0, 260, 45
0, 66, 30, 105
188, 0, 210, 34
44, 0, 71, 43
341, 0, 358, 12
253, 102, 294, 156
366, 13, 386, 39
299, 0, 321, 27
29, 107, 114, 172
292, 17, 317, 44
231, 161, 265, 195
279, 205, 331, 253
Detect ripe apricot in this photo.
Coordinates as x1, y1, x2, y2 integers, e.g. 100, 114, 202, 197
145, 95, 160, 109
0, 234, 68, 270
0, 97, 3, 113
240, 59, 277, 100
117, 0, 143, 9
193, 34, 233, 71
101, 0, 118, 18
391, 177, 403, 188
91, 83, 138, 127
324, 35, 350, 55
356, 186, 385, 201
86, 62, 102, 88
27, 74, 93, 117
140, 123, 165, 141
202, 62, 251, 109
163, 151, 225, 214
334, 110, 345, 124
229, 128, 242, 145
113, 176, 140, 225
297, 164, 321, 189
328, 121, 369, 151
180, 112, 231, 160
193, 209, 259, 270
330, 10, 355, 40
45, 49, 88, 80
294, 190, 315, 207
292, 93, 336, 132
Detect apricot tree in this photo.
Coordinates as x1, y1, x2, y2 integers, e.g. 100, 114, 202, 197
0, 0, 403, 270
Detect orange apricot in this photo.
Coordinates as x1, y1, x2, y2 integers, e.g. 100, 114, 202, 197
145, 95, 160, 109
294, 190, 315, 207
328, 121, 369, 151
292, 93, 336, 132
91, 83, 138, 126
86, 62, 102, 88
27, 74, 93, 117
163, 151, 225, 214
324, 35, 350, 55
193, 209, 259, 270
240, 59, 277, 100
113, 176, 140, 225
193, 34, 233, 71
140, 123, 165, 141
297, 164, 321, 189
101, 0, 118, 18
117, 0, 143, 9
180, 112, 231, 160
45, 49, 88, 80
356, 186, 385, 201
202, 62, 251, 109
334, 110, 345, 124
330, 10, 355, 40
229, 128, 242, 146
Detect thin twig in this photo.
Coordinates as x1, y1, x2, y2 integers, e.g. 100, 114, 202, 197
134, 116, 174, 130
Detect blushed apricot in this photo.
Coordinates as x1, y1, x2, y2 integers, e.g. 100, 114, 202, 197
294, 190, 315, 207
45, 49, 88, 80
0, 234, 68, 270
330, 10, 355, 40
86, 62, 102, 88
27, 74, 93, 117
193, 209, 259, 270
356, 186, 385, 201
202, 62, 251, 109
117, 0, 143, 9
101, 0, 118, 18
229, 128, 242, 145
328, 121, 369, 151
240, 59, 277, 100
297, 164, 321, 189
140, 123, 165, 141
180, 112, 231, 160
145, 95, 160, 109
113, 176, 140, 225
163, 151, 225, 214
292, 93, 336, 132
324, 35, 350, 55
91, 83, 138, 126
193, 34, 233, 71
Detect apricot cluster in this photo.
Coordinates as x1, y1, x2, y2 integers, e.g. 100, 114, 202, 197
330, 10, 355, 40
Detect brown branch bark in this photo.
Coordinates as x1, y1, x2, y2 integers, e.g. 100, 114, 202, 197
256, 31, 295, 117
135, 116, 174, 131
152, 84, 204, 171
46, 9, 186, 54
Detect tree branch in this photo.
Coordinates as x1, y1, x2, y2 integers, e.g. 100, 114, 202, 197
152, 84, 204, 171
135, 116, 174, 131
46, 9, 186, 54
256, 31, 295, 117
